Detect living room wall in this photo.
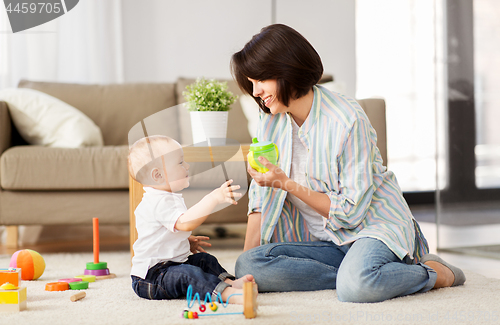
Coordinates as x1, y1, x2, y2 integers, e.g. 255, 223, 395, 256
121, 0, 356, 97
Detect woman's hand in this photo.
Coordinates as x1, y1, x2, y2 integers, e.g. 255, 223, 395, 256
247, 156, 290, 190
188, 235, 211, 254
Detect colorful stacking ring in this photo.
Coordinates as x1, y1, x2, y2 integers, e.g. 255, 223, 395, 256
45, 282, 69, 291
86, 262, 107, 270
69, 281, 89, 290
84, 268, 110, 276
75, 275, 96, 283
58, 278, 82, 283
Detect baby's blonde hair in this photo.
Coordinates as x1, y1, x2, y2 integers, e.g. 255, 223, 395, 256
127, 135, 177, 182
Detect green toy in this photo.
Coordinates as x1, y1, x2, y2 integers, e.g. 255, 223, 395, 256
247, 138, 279, 173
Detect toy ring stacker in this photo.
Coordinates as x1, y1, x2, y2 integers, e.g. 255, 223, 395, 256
84, 218, 111, 276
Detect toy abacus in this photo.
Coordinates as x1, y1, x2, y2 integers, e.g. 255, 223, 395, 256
84, 218, 110, 276
182, 281, 257, 319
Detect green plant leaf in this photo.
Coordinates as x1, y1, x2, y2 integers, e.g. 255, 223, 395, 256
183, 77, 238, 111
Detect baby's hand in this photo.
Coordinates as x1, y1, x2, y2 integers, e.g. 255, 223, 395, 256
188, 235, 211, 254
211, 179, 242, 205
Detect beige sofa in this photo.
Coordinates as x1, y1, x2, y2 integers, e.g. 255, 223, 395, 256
0, 78, 386, 249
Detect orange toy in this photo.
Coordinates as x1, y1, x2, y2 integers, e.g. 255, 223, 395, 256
9, 249, 45, 280
93, 217, 99, 264
45, 282, 69, 291
0, 268, 21, 287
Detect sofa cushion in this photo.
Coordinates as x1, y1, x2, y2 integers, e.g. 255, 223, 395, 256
185, 160, 250, 190
357, 98, 387, 165
0, 102, 11, 155
175, 78, 252, 146
18, 80, 178, 146
0, 88, 104, 148
0, 190, 128, 225
0, 146, 129, 190
180, 188, 249, 224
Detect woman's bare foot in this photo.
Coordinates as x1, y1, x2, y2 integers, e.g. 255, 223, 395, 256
424, 261, 455, 288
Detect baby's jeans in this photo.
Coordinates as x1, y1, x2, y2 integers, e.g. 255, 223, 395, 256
131, 252, 234, 300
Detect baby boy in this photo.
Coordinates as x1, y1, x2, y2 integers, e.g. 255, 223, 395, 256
128, 135, 254, 303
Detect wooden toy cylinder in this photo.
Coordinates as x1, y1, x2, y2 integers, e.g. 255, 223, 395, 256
70, 291, 86, 302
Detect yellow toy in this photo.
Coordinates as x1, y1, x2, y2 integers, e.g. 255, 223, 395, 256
0, 283, 27, 312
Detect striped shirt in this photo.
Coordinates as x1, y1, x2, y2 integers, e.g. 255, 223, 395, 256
248, 85, 429, 262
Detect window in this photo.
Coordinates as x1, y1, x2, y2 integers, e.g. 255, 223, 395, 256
356, 0, 443, 193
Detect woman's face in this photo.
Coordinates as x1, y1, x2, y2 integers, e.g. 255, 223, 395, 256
247, 78, 287, 114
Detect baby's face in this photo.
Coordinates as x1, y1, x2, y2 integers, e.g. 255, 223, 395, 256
161, 142, 190, 192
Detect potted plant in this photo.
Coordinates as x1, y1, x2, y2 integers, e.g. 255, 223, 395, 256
183, 77, 237, 144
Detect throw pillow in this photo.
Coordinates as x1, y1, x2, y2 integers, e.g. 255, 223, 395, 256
0, 88, 104, 147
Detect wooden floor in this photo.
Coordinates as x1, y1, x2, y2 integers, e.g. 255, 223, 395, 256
0, 235, 130, 255
0, 224, 245, 256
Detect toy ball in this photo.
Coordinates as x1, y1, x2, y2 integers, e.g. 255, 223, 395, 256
9, 249, 46, 280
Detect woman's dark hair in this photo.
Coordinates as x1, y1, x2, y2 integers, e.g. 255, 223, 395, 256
231, 24, 323, 113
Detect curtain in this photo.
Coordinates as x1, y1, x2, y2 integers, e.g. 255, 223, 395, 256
0, 0, 123, 89
0, 0, 124, 245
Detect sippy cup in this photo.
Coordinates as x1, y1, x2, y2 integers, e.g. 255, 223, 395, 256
247, 138, 279, 173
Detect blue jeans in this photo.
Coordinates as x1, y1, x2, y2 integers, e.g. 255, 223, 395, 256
235, 238, 436, 303
132, 252, 233, 300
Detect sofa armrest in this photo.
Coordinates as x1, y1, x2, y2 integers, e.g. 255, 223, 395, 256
0, 101, 12, 155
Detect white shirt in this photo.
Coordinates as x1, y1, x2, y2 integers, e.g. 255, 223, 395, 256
131, 187, 191, 279
287, 117, 331, 242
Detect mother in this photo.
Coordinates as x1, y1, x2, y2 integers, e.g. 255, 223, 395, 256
231, 24, 465, 303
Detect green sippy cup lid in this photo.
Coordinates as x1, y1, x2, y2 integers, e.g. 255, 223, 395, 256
249, 138, 275, 152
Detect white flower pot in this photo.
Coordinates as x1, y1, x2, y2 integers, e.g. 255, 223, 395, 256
190, 111, 228, 144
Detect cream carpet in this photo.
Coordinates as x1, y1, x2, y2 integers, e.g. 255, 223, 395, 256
1, 250, 499, 325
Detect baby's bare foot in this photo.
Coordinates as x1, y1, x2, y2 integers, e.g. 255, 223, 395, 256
221, 286, 244, 304
221, 276, 258, 305
229, 274, 255, 289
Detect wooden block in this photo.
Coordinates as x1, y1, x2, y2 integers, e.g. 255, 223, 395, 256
0, 300, 27, 312
243, 282, 258, 319
70, 291, 86, 302
0, 269, 21, 287
0, 286, 27, 312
